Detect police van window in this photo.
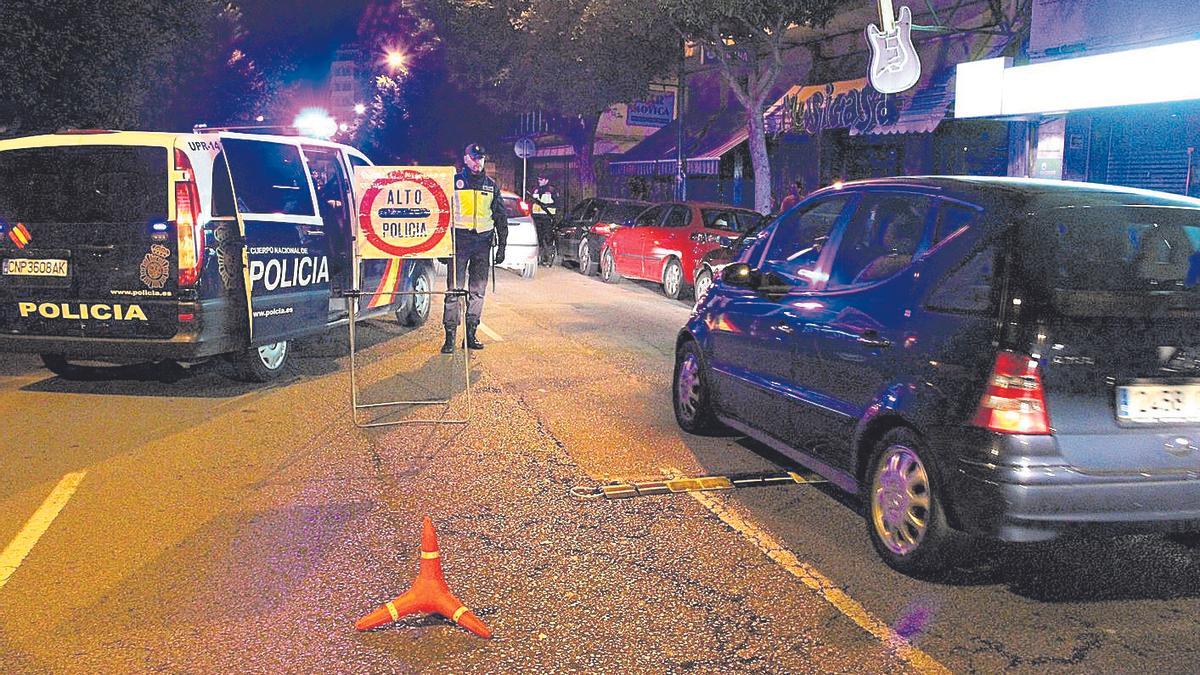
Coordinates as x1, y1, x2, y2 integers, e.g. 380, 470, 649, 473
761, 195, 851, 287
0, 146, 167, 225
210, 152, 236, 217
349, 155, 370, 169
222, 139, 314, 216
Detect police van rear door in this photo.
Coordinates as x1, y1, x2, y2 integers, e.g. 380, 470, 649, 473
0, 134, 178, 339
219, 134, 331, 345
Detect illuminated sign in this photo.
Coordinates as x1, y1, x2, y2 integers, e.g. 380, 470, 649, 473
955, 39, 1200, 118
865, 1, 921, 94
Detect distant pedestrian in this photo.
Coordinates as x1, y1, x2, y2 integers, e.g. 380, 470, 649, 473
778, 178, 806, 213
442, 143, 508, 353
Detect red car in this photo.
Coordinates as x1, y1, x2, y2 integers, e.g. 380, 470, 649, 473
598, 202, 763, 299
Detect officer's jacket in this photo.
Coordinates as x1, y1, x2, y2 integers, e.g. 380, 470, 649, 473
454, 167, 509, 247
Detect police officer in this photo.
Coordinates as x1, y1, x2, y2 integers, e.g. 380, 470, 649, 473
531, 173, 560, 218
442, 143, 508, 353
531, 173, 560, 266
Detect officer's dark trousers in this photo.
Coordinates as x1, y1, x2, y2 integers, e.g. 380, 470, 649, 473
443, 229, 492, 329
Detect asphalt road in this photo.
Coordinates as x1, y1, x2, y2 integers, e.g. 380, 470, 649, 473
1, 263, 1199, 673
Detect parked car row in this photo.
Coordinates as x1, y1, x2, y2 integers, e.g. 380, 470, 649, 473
547, 197, 765, 300
675, 176, 1200, 575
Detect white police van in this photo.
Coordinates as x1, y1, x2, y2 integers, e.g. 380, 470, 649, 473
0, 130, 433, 381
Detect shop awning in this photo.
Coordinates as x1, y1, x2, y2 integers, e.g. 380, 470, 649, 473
609, 108, 748, 177
610, 78, 789, 177
859, 67, 955, 136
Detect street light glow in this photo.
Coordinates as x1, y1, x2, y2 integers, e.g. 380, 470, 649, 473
385, 50, 408, 72
354, 103, 366, 115
293, 108, 338, 139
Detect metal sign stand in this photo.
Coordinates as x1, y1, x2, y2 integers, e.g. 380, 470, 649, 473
347, 230, 472, 428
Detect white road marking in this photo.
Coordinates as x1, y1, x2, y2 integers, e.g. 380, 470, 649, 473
0, 471, 87, 591
663, 466, 950, 675
477, 322, 504, 342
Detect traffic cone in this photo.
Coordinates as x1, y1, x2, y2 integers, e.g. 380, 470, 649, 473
355, 516, 492, 638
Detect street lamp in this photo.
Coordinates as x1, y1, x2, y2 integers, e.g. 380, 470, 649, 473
385, 50, 408, 73
354, 103, 366, 116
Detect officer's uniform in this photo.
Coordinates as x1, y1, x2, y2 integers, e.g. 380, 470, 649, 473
444, 164, 508, 341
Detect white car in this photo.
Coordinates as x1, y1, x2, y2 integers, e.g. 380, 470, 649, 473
497, 191, 539, 279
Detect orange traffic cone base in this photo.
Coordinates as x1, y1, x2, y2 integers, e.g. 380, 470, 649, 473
355, 517, 492, 638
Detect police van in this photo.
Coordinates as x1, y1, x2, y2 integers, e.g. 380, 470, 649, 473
0, 130, 434, 381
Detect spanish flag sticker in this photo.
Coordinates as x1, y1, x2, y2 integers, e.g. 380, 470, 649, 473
8, 222, 31, 249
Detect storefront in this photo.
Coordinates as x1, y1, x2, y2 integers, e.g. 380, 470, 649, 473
954, 0, 1200, 195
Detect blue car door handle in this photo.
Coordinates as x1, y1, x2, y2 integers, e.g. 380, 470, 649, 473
856, 329, 892, 349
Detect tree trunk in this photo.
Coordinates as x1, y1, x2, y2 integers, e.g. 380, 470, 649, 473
570, 112, 601, 199
746, 102, 772, 215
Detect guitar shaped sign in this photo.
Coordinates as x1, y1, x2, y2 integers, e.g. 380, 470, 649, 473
866, 0, 921, 94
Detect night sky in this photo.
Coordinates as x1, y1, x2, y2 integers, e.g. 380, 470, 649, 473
238, 0, 373, 85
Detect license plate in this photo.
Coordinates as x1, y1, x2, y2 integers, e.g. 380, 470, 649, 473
2, 258, 69, 277
1117, 384, 1200, 423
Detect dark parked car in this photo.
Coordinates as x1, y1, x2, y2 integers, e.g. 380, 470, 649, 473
599, 201, 763, 299
674, 176, 1200, 575
550, 197, 650, 275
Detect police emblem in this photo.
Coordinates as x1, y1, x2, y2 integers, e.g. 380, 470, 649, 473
139, 244, 171, 289
456, 179, 465, 189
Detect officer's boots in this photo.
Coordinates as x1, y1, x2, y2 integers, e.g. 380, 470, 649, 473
465, 322, 485, 350
440, 327, 456, 354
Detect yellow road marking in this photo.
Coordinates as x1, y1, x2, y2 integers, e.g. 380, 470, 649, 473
477, 322, 504, 342
663, 466, 950, 675
0, 471, 87, 591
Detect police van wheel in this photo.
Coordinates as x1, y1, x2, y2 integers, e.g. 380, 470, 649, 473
40, 354, 92, 380
230, 341, 290, 382
400, 264, 434, 327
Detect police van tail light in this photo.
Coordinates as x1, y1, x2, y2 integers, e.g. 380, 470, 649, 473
174, 148, 203, 288
973, 351, 1051, 435
518, 200, 531, 216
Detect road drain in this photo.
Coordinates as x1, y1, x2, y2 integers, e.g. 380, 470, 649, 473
570, 470, 828, 501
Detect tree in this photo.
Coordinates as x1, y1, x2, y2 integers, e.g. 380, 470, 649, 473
658, 0, 836, 213
0, 0, 241, 135
434, 0, 677, 195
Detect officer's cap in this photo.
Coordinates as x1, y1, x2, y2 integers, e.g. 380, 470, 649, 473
464, 143, 487, 160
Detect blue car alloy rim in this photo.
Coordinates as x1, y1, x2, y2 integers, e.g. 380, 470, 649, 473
676, 351, 701, 423
871, 444, 931, 556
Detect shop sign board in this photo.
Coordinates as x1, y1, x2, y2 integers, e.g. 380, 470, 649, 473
766, 79, 898, 137
354, 166, 455, 259
627, 92, 676, 128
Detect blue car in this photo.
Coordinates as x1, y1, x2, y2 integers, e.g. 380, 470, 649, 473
675, 177, 1200, 575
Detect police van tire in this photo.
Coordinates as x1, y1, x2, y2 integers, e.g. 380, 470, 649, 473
400, 264, 434, 327
40, 354, 92, 380
230, 341, 290, 382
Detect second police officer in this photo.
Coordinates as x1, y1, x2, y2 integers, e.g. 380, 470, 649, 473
442, 143, 508, 353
